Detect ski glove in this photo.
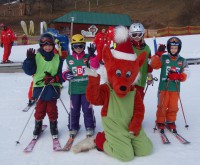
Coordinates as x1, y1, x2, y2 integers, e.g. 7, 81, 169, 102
62, 70, 74, 81
156, 44, 166, 57
87, 43, 96, 57
168, 72, 184, 81
44, 72, 59, 85
44, 75, 59, 85
1, 43, 3, 48
26, 48, 36, 59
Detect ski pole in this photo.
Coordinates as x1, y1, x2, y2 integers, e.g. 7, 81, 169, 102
44, 71, 70, 115
16, 85, 46, 145
51, 84, 69, 115
144, 77, 158, 96
174, 80, 189, 129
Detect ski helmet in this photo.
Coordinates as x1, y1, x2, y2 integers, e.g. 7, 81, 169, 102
39, 33, 55, 47
167, 37, 182, 56
129, 23, 145, 39
71, 34, 86, 44
71, 34, 86, 50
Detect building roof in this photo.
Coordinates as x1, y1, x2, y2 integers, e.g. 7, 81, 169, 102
51, 11, 132, 26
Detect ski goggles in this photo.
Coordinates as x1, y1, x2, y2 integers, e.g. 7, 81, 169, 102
72, 44, 85, 49
40, 37, 55, 45
168, 37, 181, 46
129, 32, 144, 39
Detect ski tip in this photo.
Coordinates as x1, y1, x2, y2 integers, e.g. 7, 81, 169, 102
54, 148, 62, 152
164, 141, 171, 144
23, 150, 32, 153
61, 147, 70, 151
183, 141, 191, 144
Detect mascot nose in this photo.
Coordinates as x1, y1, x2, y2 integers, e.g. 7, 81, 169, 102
120, 86, 127, 91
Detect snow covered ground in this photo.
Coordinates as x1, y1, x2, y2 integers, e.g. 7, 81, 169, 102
0, 35, 200, 165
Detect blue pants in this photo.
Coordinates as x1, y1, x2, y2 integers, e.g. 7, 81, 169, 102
68, 94, 96, 130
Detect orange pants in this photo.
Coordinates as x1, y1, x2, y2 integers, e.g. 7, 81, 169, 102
156, 90, 179, 123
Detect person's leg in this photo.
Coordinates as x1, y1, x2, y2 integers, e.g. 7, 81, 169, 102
68, 94, 81, 130
81, 94, 96, 129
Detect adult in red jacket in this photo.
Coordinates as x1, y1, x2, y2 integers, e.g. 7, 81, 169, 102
93, 29, 111, 64
0, 24, 16, 63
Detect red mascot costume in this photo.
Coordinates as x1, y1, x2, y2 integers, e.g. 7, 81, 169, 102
71, 26, 153, 162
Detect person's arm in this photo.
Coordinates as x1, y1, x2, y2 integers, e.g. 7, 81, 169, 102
22, 48, 37, 75
128, 89, 145, 136
56, 57, 65, 83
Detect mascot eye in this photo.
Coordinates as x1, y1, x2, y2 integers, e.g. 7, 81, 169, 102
126, 71, 132, 78
116, 69, 121, 77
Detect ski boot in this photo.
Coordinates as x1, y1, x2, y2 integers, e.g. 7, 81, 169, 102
69, 129, 78, 138
33, 120, 43, 138
86, 128, 94, 137
28, 99, 35, 106
2, 60, 14, 63
50, 120, 58, 139
156, 123, 165, 133
166, 122, 177, 133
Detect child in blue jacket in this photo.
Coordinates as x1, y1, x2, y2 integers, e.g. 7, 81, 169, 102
22, 33, 64, 139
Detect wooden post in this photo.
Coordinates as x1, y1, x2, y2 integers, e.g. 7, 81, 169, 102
187, 26, 190, 35
70, 17, 75, 38
146, 28, 149, 38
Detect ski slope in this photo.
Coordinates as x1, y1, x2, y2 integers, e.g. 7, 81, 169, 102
0, 35, 200, 165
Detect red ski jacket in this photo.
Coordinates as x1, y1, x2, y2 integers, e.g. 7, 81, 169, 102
1, 27, 16, 45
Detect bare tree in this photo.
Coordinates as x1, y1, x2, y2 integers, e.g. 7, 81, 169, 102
179, 0, 200, 25
49, 0, 55, 13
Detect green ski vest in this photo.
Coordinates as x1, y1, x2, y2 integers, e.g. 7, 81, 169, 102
158, 54, 185, 91
132, 45, 150, 87
33, 53, 61, 87
66, 54, 89, 94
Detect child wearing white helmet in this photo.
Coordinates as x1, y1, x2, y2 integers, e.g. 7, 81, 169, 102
129, 22, 154, 99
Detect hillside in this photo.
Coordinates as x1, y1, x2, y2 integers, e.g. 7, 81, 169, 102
0, 0, 200, 35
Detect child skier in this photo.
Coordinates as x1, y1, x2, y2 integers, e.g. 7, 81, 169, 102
129, 22, 154, 99
22, 33, 64, 139
151, 37, 190, 132
62, 34, 99, 137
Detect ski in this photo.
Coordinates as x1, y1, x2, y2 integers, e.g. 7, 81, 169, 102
62, 126, 81, 151
52, 136, 62, 151
159, 131, 170, 144
62, 134, 77, 151
23, 125, 47, 153
22, 101, 36, 112
62, 129, 81, 151
165, 127, 190, 144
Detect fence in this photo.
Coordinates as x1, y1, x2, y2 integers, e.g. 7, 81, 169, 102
15, 25, 200, 45
145, 26, 200, 38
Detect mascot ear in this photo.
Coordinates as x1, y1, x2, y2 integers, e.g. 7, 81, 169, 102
137, 52, 146, 67
102, 44, 113, 64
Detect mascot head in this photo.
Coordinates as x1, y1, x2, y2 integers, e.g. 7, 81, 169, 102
102, 26, 146, 98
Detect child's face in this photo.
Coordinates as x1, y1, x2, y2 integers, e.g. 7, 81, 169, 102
72, 44, 85, 54
42, 44, 54, 52
170, 45, 178, 55
130, 32, 143, 42
133, 36, 142, 42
